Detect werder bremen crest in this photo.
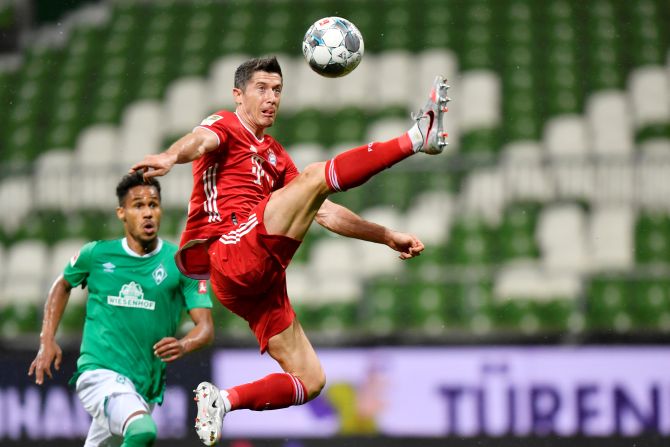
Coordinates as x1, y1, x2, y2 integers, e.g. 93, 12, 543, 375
107, 281, 155, 310
152, 264, 167, 285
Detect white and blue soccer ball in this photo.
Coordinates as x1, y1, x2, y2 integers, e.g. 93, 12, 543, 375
302, 16, 364, 78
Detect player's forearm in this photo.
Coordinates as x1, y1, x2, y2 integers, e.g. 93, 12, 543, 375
316, 200, 390, 245
179, 309, 214, 354
39, 277, 72, 343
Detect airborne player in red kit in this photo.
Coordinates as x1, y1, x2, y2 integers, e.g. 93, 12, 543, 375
131, 56, 449, 445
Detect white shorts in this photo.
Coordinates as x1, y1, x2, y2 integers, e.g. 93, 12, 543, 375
76, 369, 154, 447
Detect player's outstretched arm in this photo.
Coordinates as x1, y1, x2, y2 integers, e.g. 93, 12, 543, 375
129, 128, 220, 181
28, 276, 73, 384
153, 307, 214, 363
315, 199, 424, 260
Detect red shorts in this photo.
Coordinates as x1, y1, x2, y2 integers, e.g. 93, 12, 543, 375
206, 196, 301, 352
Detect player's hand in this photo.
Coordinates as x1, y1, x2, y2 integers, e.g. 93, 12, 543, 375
387, 231, 424, 260
28, 340, 63, 385
153, 337, 186, 363
129, 153, 178, 180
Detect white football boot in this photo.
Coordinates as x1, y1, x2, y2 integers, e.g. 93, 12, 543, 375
409, 75, 451, 154
194, 381, 229, 446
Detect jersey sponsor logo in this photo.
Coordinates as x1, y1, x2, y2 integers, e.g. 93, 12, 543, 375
251, 154, 267, 185
103, 262, 116, 273
70, 250, 80, 267
200, 114, 222, 126
152, 264, 167, 285
107, 281, 156, 310
198, 280, 208, 294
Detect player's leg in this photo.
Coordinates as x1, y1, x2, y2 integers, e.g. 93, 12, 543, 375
119, 413, 157, 447
77, 370, 122, 447
194, 319, 322, 446
195, 269, 321, 445
77, 370, 155, 447
207, 271, 323, 408
83, 418, 116, 447
106, 394, 156, 447
266, 317, 325, 399
226, 317, 324, 407
263, 75, 450, 241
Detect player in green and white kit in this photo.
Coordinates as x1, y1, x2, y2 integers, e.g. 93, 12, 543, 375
29, 172, 214, 447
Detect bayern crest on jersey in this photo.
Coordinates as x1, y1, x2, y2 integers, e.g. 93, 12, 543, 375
267, 149, 277, 166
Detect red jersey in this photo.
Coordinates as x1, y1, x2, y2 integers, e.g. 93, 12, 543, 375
179, 110, 299, 246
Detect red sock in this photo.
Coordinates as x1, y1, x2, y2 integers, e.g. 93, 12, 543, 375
324, 134, 414, 191
226, 373, 307, 411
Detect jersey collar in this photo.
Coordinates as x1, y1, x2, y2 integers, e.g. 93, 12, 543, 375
234, 112, 265, 143
121, 237, 163, 258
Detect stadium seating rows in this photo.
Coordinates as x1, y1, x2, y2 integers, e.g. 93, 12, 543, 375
0, 0, 669, 340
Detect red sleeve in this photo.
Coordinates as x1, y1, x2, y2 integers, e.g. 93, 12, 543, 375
193, 112, 228, 148
282, 155, 300, 186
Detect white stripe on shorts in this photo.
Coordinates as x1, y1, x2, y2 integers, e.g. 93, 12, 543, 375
218, 214, 259, 245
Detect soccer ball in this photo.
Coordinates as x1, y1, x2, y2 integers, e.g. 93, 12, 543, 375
302, 16, 364, 78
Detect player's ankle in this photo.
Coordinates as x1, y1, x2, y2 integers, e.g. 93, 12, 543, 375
407, 124, 424, 152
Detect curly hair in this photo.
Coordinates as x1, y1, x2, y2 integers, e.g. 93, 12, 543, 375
115, 171, 161, 206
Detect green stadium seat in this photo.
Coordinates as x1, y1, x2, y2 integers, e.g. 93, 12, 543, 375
588, 44, 624, 90
0, 71, 14, 157
544, 0, 574, 22
628, 0, 666, 66
460, 128, 501, 157
495, 202, 540, 261
406, 283, 450, 333
504, 90, 540, 141
419, 0, 452, 49
446, 217, 494, 266
506, 0, 533, 30
364, 278, 410, 335
5, 123, 39, 162
90, 79, 125, 123
635, 213, 670, 264
134, 56, 171, 100
0, 303, 40, 335
378, 3, 414, 51
456, 280, 494, 334
45, 100, 81, 149
586, 277, 632, 332
331, 107, 368, 144
530, 299, 574, 331
461, 25, 494, 70
629, 279, 670, 330
369, 170, 417, 211
487, 298, 536, 332
312, 302, 359, 333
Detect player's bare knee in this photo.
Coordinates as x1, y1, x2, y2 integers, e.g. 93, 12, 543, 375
304, 369, 326, 401
300, 162, 330, 194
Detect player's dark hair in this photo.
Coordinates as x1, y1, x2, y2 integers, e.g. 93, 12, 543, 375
234, 56, 283, 89
116, 171, 161, 206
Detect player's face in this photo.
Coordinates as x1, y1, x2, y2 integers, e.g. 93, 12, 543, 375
234, 71, 283, 136
117, 185, 162, 249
